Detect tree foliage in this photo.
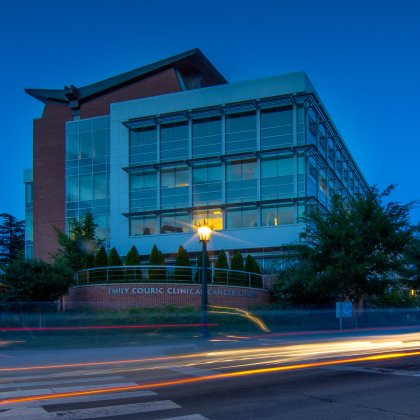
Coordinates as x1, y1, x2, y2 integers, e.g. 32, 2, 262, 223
231, 251, 244, 272
108, 247, 122, 266
174, 246, 191, 282
94, 245, 108, 267
0, 213, 25, 267
54, 213, 100, 272
274, 186, 415, 307
215, 250, 229, 283
124, 245, 142, 280
149, 245, 165, 281
1, 259, 73, 302
245, 254, 260, 274
125, 245, 141, 266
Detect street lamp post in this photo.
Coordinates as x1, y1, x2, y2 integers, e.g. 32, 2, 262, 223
197, 221, 212, 339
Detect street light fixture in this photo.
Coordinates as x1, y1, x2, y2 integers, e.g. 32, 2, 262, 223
197, 220, 213, 339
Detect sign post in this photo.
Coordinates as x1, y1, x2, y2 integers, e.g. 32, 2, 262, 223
336, 301, 352, 330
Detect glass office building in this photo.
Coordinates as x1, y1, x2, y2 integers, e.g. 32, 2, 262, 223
26, 50, 367, 269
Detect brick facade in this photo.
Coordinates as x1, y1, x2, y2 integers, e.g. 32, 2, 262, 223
64, 283, 272, 311
32, 69, 183, 261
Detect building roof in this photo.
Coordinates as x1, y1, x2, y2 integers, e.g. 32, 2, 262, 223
25, 48, 227, 104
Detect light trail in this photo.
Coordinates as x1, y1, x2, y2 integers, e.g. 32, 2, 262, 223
2, 349, 420, 405
0, 323, 217, 332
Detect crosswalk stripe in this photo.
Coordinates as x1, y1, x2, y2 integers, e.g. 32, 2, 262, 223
51, 399, 180, 418
1, 390, 157, 409
0, 375, 126, 390
0, 382, 137, 399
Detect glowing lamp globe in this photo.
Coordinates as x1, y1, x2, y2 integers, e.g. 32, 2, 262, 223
197, 224, 212, 242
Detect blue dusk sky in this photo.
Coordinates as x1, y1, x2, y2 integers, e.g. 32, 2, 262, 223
0, 0, 419, 223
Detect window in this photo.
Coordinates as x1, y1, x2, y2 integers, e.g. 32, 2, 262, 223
66, 134, 78, 160
226, 207, 257, 229
79, 175, 92, 201
226, 112, 256, 153
130, 171, 157, 212
192, 163, 222, 205
93, 173, 107, 200
130, 126, 157, 164
261, 205, 295, 226
79, 131, 92, 159
261, 155, 294, 199
92, 130, 107, 157
192, 117, 222, 157
192, 209, 223, 231
131, 216, 158, 236
66, 176, 78, 203
261, 107, 293, 149
160, 121, 188, 161
160, 167, 189, 209
226, 159, 257, 203
161, 212, 190, 234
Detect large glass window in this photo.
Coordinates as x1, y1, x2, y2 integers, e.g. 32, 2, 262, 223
192, 163, 222, 205
261, 205, 295, 226
225, 112, 256, 153
79, 131, 92, 159
92, 130, 107, 157
226, 159, 257, 203
66, 134, 78, 160
160, 121, 188, 161
130, 170, 157, 212
160, 167, 189, 209
131, 215, 158, 236
79, 174, 92, 201
261, 155, 294, 199
93, 173, 107, 200
192, 209, 223, 231
130, 126, 157, 165
66, 177, 78, 203
161, 212, 190, 234
192, 117, 222, 157
261, 107, 293, 149
226, 206, 257, 229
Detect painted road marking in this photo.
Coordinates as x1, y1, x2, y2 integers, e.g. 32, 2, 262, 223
0, 375, 126, 390
161, 415, 209, 420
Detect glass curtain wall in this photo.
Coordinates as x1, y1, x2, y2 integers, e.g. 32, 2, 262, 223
65, 116, 110, 244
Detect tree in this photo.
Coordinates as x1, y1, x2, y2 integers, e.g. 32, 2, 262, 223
125, 245, 142, 281
174, 246, 191, 282
245, 254, 261, 287
277, 186, 415, 308
54, 213, 100, 272
95, 246, 108, 267
231, 251, 245, 285
0, 213, 25, 267
1, 259, 73, 302
108, 247, 123, 281
108, 247, 122, 266
214, 250, 229, 284
149, 245, 165, 281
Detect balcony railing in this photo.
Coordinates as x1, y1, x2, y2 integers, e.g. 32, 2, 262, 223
75, 265, 266, 289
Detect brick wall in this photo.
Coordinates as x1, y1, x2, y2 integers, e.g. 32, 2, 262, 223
64, 283, 272, 311
33, 69, 182, 260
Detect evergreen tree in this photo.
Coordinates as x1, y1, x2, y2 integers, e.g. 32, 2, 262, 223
125, 245, 142, 281
108, 247, 123, 281
108, 247, 122, 266
149, 245, 165, 281
214, 250, 229, 284
54, 213, 100, 272
94, 245, 108, 282
245, 254, 261, 287
174, 246, 191, 282
0, 213, 25, 267
231, 251, 245, 285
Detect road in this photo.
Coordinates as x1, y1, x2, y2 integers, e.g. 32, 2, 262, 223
1, 331, 420, 419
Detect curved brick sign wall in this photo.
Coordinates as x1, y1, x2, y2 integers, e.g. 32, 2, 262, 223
64, 283, 272, 310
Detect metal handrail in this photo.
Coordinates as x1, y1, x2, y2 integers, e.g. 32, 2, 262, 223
75, 265, 265, 289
